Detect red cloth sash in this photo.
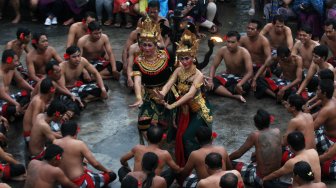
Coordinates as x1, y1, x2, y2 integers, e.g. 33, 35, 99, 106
72, 169, 95, 188
175, 106, 190, 167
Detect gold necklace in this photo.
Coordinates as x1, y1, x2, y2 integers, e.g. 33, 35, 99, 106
179, 64, 196, 83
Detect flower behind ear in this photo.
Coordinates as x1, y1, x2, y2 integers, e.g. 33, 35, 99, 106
270, 115, 275, 123
211, 132, 218, 139
6, 57, 13, 64
63, 53, 70, 60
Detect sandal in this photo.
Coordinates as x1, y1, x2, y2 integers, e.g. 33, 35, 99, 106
208, 25, 218, 34
125, 22, 133, 29
104, 19, 113, 26
113, 22, 121, 28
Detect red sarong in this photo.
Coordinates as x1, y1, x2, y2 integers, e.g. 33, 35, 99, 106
175, 106, 190, 167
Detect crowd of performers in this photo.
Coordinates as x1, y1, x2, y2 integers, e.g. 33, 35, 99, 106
1, 0, 336, 187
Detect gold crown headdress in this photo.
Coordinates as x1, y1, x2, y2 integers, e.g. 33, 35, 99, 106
176, 30, 199, 57
139, 16, 161, 42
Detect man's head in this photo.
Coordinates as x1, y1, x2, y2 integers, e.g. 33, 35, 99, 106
312, 45, 329, 65
254, 109, 271, 130
147, 126, 163, 144
205, 152, 222, 172
44, 144, 64, 166
32, 33, 48, 50
65, 45, 81, 67
142, 152, 159, 173
226, 31, 240, 52
1, 49, 19, 68
196, 126, 212, 145
148, 1, 160, 20
297, 25, 312, 44
272, 15, 285, 34
46, 99, 67, 121
287, 94, 305, 112
317, 79, 334, 99
61, 120, 79, 137
318, 69, 335, 80
88, 21, 102, 41
324, 19, 336, 39
276, 46, 291, 62
287, 131, 305, 152
121, 175, 138, 188
45, 61, 61, 80
83, 11, 96, 26
293, 161, 315, 182
40, 77, 55, 95
247, 19, 262, 37
219, 173, 238, 188
16, 27, 31, 44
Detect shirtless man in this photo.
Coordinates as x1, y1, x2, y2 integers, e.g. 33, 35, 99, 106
53, 121, 116, 187
229, 109, 282, 187
23, 78, 55, 144
297, 45, 334, 96
313, 79, 336, 154
283, 94, 315, 149
5, 27, 31, 79
26, 33, 63, 83
66, 11, 96, 48
321, 19, 336, 67
208, 31, 253, 103
260, 15, 294, 53
292, 25, 319, 70
124, 152, 167, 188
263, 131, 321, 187
59, 45, 108, 103
292, 161, 326, 188
239, 19, 271, 71
77, 21, 121, 80
197, 153, 244, 188
179, 126, 232, 187
119, 126, 181, 186
24, 144, 77, 188
0, 49, 33, 120
253, 46, 303, 102
29, 99, 66, 160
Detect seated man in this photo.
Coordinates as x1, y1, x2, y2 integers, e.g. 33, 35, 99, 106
229, 109, 282, 187
263, 131, 321, 187
5, 27, 31, 80
24, 144, 77, 188
66, 11, 96, 48
53, 121, 116, 187
26, 33, 63, 84
123, 152, 167, 188
29, 99, 66, 160
297, 45, 334, 99
23, 78, 55, 144
320, 19, 336, 67
119, 126, 181, 186
313, 79, 336, 153
282, 95, 315, 159
253, 46, 303, 102
179, 126, 232, 188
0, 49, 33, 121
293, 161, 327, 187
59, 46, 108, 104
77, 21, 122, 80
260, 15, 294, 53
197, 153, 244, 188
208, 31, 253, 103
32, 61, 83, 120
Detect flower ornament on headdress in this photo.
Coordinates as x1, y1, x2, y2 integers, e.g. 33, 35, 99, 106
55, 154, 62, 160
6, 57, 13, 64
49, 86, 56, 93
176, 29, 199, 58
64, 53, 70, 60
138, 16, 161, 43
31, 39, 37, 44
270, 115, 275, 123
211, 132, 218, 140
19, 33, 25, 40
55, 111, 61, 117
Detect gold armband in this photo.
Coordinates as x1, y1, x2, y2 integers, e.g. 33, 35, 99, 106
171, 103, 177, 109
132, 71, 141, 77
193, 83, 203, 89
136, 94, 142, 100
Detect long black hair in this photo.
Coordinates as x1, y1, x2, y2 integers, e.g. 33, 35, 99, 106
142, 152, 158, 188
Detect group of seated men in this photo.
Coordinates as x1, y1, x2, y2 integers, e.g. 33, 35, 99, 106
1, 4, 336, 187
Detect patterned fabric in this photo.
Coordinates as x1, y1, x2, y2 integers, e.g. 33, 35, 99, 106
0, 90, 30, 117
31, 148, 46, 160
234, 161, 263, 187
213, 74, 251, 94
315, 127, 336, 155
90, 59, 112, 73
183, 174, 198, 188
322, 159, 336, 179
72, 169, 111, 188
68, 83, 101, 99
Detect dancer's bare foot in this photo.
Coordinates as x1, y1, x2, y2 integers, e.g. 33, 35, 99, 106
11, 14, 21, 24
234, 95, 246, 103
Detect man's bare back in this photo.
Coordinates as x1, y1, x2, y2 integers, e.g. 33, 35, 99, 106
127, 171, 167, 188
197, 170, 243, 188
23, 95, 47, 134
314, 98, 336, 138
